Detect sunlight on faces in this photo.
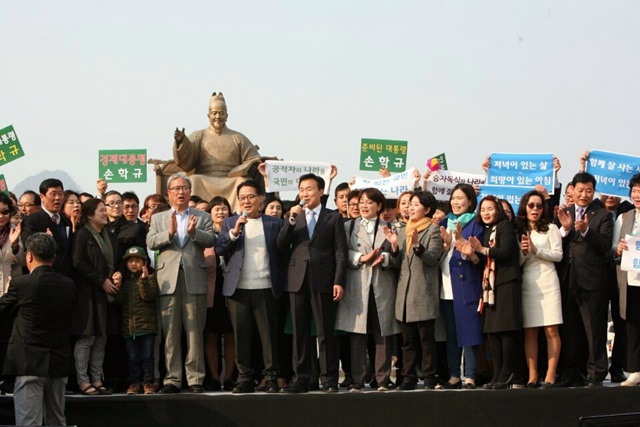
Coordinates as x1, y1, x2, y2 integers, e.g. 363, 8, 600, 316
450, 189, 471, 216
210, 204, 230, 229
238, 186, 263, 217
41, 187, 64, 214
408, 196, 429, 220
335, 189, 349, 215
123, 200, 140, 221
298, 179, 323, 210
265, 201, 283, 218
358, 194, 381, 220
104, 194, 123, 221
18, 193, 39, 216
479, 199, 499, 226
525, 195, 544, 224
89, 202, 109, 228
573, 182, 595, 208
208, 102, 228, 132
398, 193, 412, 221
168, 178, 191, 209
64, 194, 81, 218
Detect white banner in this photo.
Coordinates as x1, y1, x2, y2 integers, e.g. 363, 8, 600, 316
351, 168, 417, 198
426, 170, 486, 201
621, 234, 640, 273
264, 160, 332, 192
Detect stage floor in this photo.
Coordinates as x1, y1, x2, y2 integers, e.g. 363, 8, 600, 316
1, 381, 640, 427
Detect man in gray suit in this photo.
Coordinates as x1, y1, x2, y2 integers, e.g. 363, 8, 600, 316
147, 172, 215, 393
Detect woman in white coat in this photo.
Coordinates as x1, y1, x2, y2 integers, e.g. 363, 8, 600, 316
336, 188, 400, 392
516, 190, 563, 387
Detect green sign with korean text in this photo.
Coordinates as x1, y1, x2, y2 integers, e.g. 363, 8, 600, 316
98, 149, 147, 183
359, 138, 408, 173
0, 125, 25, 166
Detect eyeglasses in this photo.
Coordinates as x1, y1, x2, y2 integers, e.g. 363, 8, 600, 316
348, 203, 359, 208
0, 209, 11, 216
18, 203, 35, 209
527, 203, 544, 210
106, 201, 124, 207
169, 186, 190, 193
123, 204, 139, 210
238, 194, 258, 202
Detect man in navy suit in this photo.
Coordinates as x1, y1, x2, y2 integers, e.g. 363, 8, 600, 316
21, 179, 73, 276
557, 172, 613, 387
215, 180, 285, 394
278, 173, 348, 393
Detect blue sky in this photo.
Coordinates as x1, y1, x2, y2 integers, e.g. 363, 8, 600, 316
2, 0, 638, 204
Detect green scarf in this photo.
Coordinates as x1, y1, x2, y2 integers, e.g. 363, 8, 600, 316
446, 212, 476, 232
86, 223, 115, 273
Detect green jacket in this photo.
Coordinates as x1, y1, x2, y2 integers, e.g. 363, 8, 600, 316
114, 271, 158, 337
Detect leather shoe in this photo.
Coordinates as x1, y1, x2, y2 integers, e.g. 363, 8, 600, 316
323, 382, 339, 393
587, 380, 603, 388
232, 381, 255, 394
526, 382, 539, 389
339, 377, 353, 388
280, 381, 309, 394
265, 380, 279, 394
159, 384, 181, 394
442, 381, 462, 390
396, 381, 416, 391
188, 385, 205, 393
610, 371, 628, 383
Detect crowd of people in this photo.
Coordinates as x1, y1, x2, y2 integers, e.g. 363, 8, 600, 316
0, 152, 639, 423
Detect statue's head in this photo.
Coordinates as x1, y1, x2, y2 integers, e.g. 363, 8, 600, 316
208, 92, 228, 132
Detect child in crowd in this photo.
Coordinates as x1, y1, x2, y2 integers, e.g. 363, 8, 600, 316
114, 246, 158, 395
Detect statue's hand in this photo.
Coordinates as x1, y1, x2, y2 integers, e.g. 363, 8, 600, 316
174, 127, 186, 144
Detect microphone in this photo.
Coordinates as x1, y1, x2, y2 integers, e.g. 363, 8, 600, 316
291, 199, 306, 220
238, 211, 249, 234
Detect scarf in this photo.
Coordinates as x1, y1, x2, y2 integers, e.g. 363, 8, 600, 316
0, 223, 10, 249
85, 223, 115, 273
446, 212, 476, 232
405, 217, 432, 256
482, 225, 497, 309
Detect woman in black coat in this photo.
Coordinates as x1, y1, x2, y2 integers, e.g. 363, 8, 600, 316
463, 195, 522, 389
71, 198, 120, 395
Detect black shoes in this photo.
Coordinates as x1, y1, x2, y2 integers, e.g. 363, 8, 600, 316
396, 381, 416, 391
265, 380, 280, 394
223, 379, 234, 391
377, 381, 396, 391
322, 382, 339, 393
159, 384, 181, 394
232, 381, 255, 394
348, 383, 364, 392
442, 381, 462, 390
280, 381, 309, 394
423, 378, 438, 390
188, 384, 205, 393
587, 380, 603, 388
610, 371, 628, 383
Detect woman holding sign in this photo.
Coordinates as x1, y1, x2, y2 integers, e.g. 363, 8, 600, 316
614, 173, 640, 386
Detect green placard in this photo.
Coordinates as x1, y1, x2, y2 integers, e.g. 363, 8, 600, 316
98, 149, 147, 183
0, 174, 8, 196
359, 138, 408, 172
427, 153, 448, 171
0, 125, 26, 166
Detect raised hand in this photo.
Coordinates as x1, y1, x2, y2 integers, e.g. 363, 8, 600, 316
410, 228, 419, 246
557, 208, 573, 232
382, 226, 398, 252
359, 248, 381, 264
111, 272, 122, 289
521, 232, 529, 256
468, 235, 483, 253
616, 238, 629, 257
141, 265, 149, 279
440, 226, 452, 247
575, 212, 589, 233
187, 215, 197, 236
9, 223, 21, 246
169, 212, 178, 239
379, 167, 391, 178
96, 179, 108, 198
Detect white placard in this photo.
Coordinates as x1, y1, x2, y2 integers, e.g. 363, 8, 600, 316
426, 170, 486, 201
351, 168, 417, 198
621, 234, 640, 273
264, 160, 332, 192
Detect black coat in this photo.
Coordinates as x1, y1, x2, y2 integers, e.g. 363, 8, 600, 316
21, 210, 73, 276
71, 226, 119, 336
0, 265, 75, 378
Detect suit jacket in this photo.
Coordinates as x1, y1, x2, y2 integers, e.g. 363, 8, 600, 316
277, 206, 348, 294
336, 219, 400, 336
147, 208, 215, 295
214, 214, 285, 298
556, 202, 613, 292
0, 265, 75, 378
21, 210, 73, 276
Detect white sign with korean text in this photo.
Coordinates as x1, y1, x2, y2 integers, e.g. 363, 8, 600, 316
621, 234, 640, 273
426, 170, 486, 201
264, 160, 332, 193
351, 168, 417, 198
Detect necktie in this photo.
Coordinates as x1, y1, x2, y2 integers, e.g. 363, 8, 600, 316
307, 210, 316, 238
52, 214, 59, 225
361, 218, 374, 234
576, 207, 584, 221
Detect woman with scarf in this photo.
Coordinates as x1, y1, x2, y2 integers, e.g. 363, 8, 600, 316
336, 188, 401, 391
439, 183, 485, 389
383, 191, 442, 390
71, 198, 120, 395
465, 195, 522, 389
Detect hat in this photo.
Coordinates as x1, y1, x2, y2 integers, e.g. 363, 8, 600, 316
123, 246, 146, 260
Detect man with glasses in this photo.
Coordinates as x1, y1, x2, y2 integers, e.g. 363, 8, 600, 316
122, 192, 143, 223
17, 191, 41, 217
215, 180, 285, 393
21, 179, 73, 276
147, 172, 215, 394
